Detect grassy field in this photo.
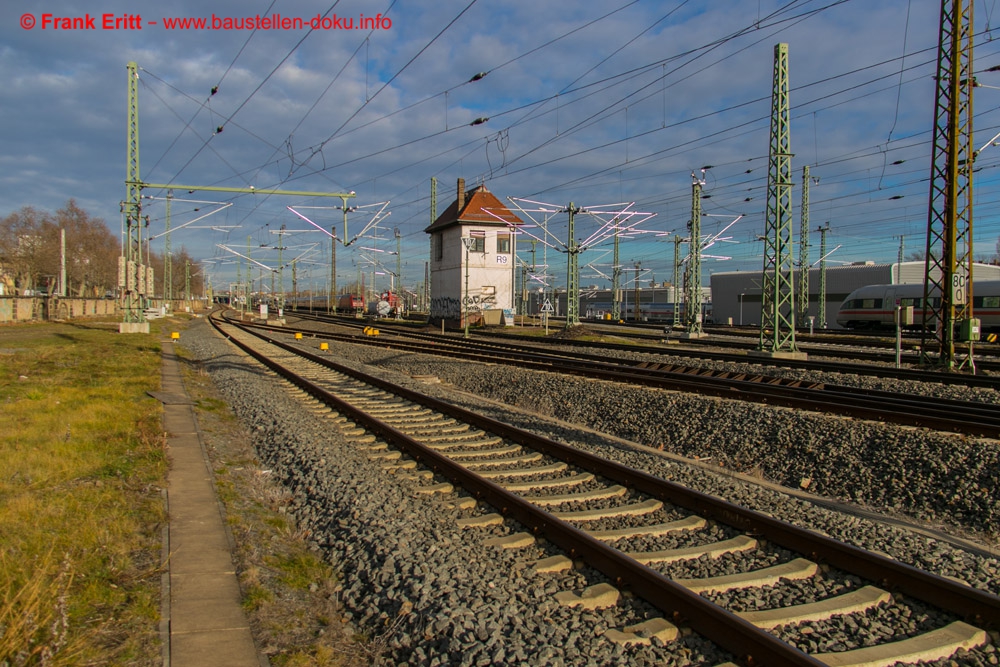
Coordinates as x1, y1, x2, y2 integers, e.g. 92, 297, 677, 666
0, 320, 167, 665
0, 316, 369, 666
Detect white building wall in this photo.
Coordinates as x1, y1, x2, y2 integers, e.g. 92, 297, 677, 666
429, 226, 516, 324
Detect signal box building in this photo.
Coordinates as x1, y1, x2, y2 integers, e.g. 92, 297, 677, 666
424, 178, 523, 327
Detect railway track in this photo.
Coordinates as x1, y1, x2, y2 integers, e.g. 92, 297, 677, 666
557, 319, 1000, 372
244, 314, 1000, 438
295, 311, 1000, 390
211, 312, 999, 666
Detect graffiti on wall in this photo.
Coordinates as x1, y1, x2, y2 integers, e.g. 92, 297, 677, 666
430, 294, 498, 319
462, 294, 496, 311
430, 296, 462, 319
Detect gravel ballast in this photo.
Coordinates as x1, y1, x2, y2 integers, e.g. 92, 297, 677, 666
181, 318, 1000, 665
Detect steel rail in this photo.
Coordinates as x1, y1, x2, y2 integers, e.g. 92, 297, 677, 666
299, 310, 1000, 393
296, 311, 1000, 389
213, 313, 1000, 642
483, 326, 1000, 387
573, 323, 1000, 373
211, 315, 825, 666
243, 317, 1000, 437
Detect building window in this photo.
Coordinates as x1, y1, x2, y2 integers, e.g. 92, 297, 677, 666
433, 234, 443, 261
497, 233, 511, 254
470, 231, 485, 253
481, 285, 496, 295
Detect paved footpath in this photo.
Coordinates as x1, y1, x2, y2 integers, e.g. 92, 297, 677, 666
152, 335, 267, 666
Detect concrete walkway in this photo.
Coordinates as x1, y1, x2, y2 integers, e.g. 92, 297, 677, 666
152, 337, 265, 666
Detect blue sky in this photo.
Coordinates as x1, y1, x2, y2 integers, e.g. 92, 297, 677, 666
3, 0, 998, 296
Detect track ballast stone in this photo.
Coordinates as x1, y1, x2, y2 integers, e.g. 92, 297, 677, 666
184, 321, 730, 666
183, 319, 1000, 665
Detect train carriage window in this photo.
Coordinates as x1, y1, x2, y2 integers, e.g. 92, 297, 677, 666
900, 298, 916, 307
984, 296, 1000, 308
861, 298, 879, 309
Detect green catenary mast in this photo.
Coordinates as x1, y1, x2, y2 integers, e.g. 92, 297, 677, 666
797, 166, 810, 324
757, 43, 800, 356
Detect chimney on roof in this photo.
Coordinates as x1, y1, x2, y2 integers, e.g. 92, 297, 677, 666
457, 178, 466, 212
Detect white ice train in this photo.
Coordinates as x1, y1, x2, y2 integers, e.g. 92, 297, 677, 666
835, 281, 1000, 331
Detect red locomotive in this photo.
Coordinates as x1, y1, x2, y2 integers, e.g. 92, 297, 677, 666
368, 291, 402, 317
336, 293, 364, 313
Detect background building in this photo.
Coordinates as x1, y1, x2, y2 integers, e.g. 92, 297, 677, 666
711, 261, 1000, 328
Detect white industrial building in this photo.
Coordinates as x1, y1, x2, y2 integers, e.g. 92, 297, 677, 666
425, 179, 523, 327
711, 261, 1000, 328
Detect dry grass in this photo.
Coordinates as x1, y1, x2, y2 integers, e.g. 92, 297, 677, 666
0, 319, 168, 665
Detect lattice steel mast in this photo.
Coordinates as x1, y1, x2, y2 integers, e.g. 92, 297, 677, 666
120, 62, 147, 331
164, 190, 173, 302
921, 0, 976, 369
565, 203, 581, 327
608, 229, 620, 320
502, 198, 654, 329
757, 43, 799, 355
123, 62, 355, 327
672, 235, 682, 329
684, 173, 705, 336
797, 166, 810, 324
817, 224, 830, 329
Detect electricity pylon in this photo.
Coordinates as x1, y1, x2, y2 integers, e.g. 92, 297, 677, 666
121, 61, 355, 332
756, 43, 802, 358
683, 173, 706, 337
504, 198, 655, 330
797, 166, 810, 324
921, 0, 976, 370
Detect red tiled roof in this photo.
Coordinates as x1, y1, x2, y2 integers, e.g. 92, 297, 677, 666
424, 184, 523, 233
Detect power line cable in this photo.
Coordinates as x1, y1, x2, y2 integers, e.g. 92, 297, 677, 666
161, 1, 343, 187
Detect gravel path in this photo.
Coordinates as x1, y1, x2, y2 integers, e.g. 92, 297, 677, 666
182, 318, 1000, 665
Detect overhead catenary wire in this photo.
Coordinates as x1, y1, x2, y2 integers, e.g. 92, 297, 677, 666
132, 0, 1000, 289
158, 1, 345, 189
263, 0, 939, 212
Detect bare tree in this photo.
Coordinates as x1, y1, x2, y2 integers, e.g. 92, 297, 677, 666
0, 201, 119, 296
53, 200, 118, 296
0, 206, 52, 294
144, 245, 204, 300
